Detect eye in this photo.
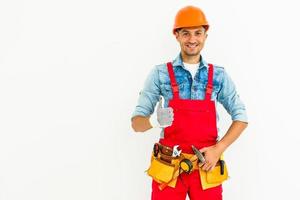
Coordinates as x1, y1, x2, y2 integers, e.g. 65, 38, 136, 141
195, 32, 203, 36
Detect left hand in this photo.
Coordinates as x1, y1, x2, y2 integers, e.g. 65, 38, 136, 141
199, 145, 223, 172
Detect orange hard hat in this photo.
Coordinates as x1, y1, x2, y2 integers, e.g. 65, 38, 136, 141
173, 6, 209, 34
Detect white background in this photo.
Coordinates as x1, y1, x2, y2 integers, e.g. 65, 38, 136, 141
1, 0, 300, 199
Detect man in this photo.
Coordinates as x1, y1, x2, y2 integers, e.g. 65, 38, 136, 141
131, 5, 248, 200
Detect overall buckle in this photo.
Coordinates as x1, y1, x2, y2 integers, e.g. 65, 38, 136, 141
206, 84, 213, 94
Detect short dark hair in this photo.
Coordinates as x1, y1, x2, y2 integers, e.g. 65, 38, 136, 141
175, 28, 182, 33
175, 26, 207, 34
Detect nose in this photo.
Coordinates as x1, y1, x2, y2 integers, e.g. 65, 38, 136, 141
188, 34, 197, 43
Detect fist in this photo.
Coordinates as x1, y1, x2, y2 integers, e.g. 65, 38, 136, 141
157, 96, 174, 128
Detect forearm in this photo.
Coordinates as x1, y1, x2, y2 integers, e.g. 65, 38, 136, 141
216, 120, 248, 152
131, 115, 153, 132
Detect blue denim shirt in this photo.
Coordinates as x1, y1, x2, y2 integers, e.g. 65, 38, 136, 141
132, 53, 248, 125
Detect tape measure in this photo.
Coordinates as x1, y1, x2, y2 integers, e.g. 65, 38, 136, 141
179, 158, 193, 174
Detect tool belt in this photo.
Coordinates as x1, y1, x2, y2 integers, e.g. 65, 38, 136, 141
146, 143, 229, 190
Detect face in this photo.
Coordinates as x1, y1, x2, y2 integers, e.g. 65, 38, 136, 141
175, 27, 208, 57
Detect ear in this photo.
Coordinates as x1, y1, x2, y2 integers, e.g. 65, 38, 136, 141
203, 33, 208, 42
174, 31, 180, 41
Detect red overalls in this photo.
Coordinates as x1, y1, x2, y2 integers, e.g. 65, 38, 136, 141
151, 62, 222, 200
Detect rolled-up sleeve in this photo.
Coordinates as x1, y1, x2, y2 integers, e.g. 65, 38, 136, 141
131, 66, 161, 119
217, 69, 248, 123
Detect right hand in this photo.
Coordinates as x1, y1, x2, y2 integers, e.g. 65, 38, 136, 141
157, 96, 174, 128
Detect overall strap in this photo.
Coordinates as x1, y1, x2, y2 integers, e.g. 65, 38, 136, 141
205, 64, 214, 100
166, 62, 180, 99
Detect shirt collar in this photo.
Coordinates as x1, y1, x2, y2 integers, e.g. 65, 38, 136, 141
172, 53, 208, 70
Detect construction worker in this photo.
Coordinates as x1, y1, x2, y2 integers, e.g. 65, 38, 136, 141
131, 5, 248, 200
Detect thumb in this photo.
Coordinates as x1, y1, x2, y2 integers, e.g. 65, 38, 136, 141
158, 96, 164, 108
199, 147, 208, 153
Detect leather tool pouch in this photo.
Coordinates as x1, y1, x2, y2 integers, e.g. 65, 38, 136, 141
206, 160, 228, 184
147, 155, 176, 183
199, 159, 229, 190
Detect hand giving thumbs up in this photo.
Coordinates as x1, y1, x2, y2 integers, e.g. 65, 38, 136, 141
156, 96, 174, 128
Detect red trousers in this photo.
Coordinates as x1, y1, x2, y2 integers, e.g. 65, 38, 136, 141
151, 170, 222, 200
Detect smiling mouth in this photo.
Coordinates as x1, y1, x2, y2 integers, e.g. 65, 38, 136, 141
186, 44, 198, 49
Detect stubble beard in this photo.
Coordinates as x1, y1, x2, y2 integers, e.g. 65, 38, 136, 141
183, 49, 201, 57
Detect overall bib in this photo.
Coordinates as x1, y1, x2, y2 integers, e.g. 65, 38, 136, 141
151, 62, 222, 200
